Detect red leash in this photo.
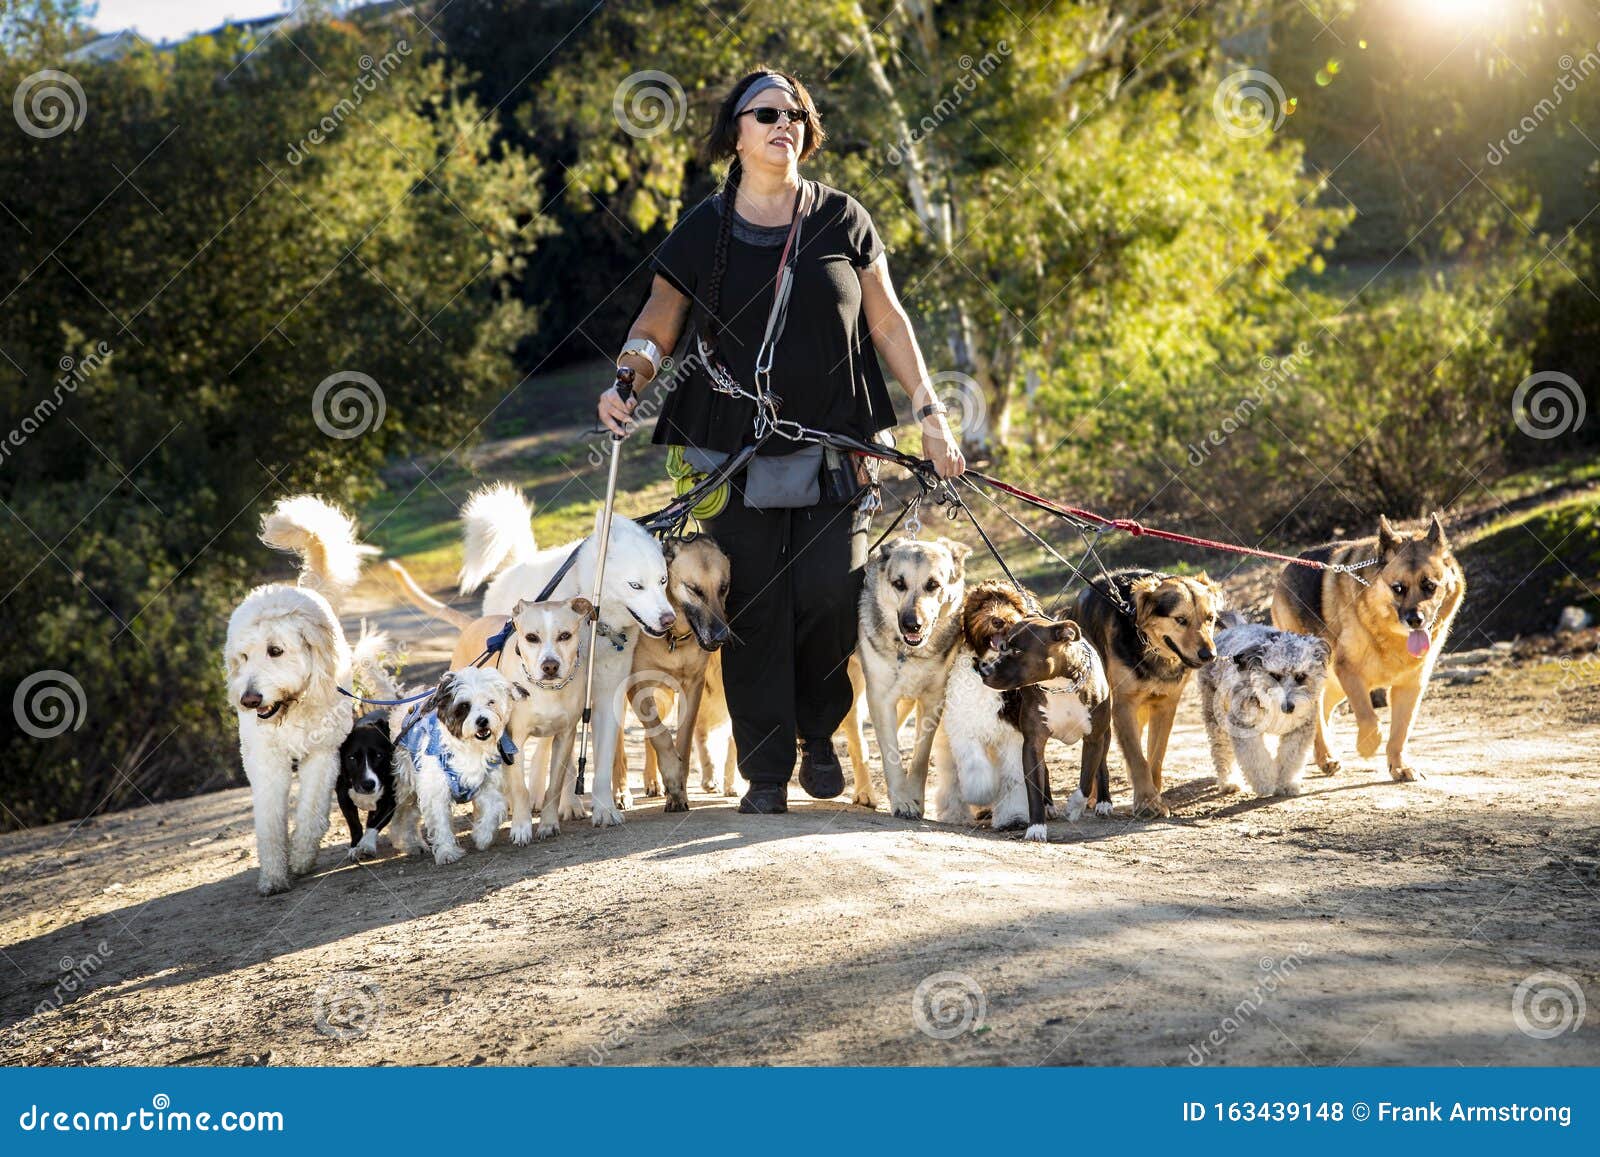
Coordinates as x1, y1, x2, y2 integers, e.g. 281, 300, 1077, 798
963, 469, 1358, 573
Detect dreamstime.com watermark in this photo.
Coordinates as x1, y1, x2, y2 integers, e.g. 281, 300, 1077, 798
883, 42, 1010, 165
312, 973, 382, 1041
285, 41, 412, 165
5, 942, 113, 1048
583, 350, 703, 467
613, 70, 687, 139
16, 1095, 283, 1133
1186, 341, 1314, 467
313, 370, 386, 439
912, 971, 986, 1041
0, 342, 113, 471
1512, 971, 1587, 1040
1486, 40, 1600, 165
12, 669, 87, 739
1186, 944, 1309, 1064
1512, 370, 1586, 440
1213, 69, 1291, 139
13, 69, 86, 138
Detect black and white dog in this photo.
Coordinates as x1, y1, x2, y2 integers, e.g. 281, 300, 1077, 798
337, 709, 397, 859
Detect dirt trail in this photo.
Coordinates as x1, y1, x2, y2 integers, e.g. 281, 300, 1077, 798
3, 650, 1597, 1066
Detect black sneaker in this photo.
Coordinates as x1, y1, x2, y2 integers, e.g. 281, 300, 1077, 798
797, 737, 844, 800
738, 783, 789, 814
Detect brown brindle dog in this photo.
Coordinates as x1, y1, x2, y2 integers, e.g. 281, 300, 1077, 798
1070, 569, 1223, 818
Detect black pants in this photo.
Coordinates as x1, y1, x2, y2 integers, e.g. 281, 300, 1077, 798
702, 474, 868, 785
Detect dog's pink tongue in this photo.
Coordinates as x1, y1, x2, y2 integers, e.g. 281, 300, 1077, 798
1407, 629, 1430, 658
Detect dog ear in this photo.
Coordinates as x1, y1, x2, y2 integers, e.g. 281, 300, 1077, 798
1232, 643, 1267, 669
1377, 515, 1403, 558
1050, 619, 1081, 644
511, 682, 531, 700
661, 538, 679, 565
1196, 572, 1223, 596
1425, 511, 1448, 549
569, 596, 594, 619
938, 537, 973, 572
1309, 637, 1332, 665
512, 598, 531, 618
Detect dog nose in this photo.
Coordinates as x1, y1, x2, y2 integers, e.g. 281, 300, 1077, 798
240, 689, 262, 709
1198, 646, 1215, 663
1403, 610, 1424, 628
658, 609, 677, 631
475, 715, 489, 730
1282, 700, 1296, 714
542, 659, 560, 678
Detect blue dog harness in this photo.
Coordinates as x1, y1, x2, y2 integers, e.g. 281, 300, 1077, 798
396, 705, 514, 804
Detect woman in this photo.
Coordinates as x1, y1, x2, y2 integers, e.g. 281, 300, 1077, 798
597, 68, 964, 815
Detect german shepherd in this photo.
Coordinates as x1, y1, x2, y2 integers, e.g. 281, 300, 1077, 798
615, 533, 732, 813
1271, 513, 1464, 782
1070, 570, 1223, 818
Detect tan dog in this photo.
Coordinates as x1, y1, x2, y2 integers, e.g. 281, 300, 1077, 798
449, 597, 593, 842
1272, 513, 1464, 781
843, 536, 970, 817
641, 650, 739, 799
609, 534, 732, 813
1070, 569, 1223, 817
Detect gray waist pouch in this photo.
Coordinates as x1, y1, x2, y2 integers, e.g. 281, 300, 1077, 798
685, 443, 822, 510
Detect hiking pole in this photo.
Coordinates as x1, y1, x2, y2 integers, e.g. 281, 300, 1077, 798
574, 365, 635, 800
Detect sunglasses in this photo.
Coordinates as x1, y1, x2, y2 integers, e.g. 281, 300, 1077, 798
739, 107, 810, 126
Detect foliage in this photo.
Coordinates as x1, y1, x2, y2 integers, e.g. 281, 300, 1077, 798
0, 11, 545, 827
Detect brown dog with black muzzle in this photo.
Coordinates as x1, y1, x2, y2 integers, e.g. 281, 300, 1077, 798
976, 614, 1111, 840
1271, 512, 1464, 781
1070, 569, 1223, 818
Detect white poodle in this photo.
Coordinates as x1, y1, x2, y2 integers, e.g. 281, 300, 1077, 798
224, 496, 376, 895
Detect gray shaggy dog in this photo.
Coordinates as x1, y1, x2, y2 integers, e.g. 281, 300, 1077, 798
1199, 613, 1331, 797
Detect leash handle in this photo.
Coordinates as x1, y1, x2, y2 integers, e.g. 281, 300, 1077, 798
613, 363, 636, 406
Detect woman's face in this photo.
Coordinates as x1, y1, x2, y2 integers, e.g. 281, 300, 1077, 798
736, 86, 806, 171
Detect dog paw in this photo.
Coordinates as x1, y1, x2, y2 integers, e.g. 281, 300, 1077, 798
664, 792, 689, 814
536, 819, 560, 840
1389, 763, 1422, 783
1065, 788, 1087, 823
289, 847, 320, 876
642, 785, 662, 798
1094, 801, 1113, 817
1275, 781, 1304, 797
1023, 824, 1049, 843
992, 814, 1028, 832
1318, 758, 1342, 775
472, 830, 496, 851
257, 873, 292, 896
591, 802, 625, 828
851, 792, 877, 809
1132, 794, 1171, 819
558, 796, 590, 822
1356, 724, 1382, 759
889, 800, 924, 821
433, 843, 466, 866
509, 820, 534, 846
1216, 777, 1242, 794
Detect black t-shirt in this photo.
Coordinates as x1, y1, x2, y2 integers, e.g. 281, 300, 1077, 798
648, 179, 900, 456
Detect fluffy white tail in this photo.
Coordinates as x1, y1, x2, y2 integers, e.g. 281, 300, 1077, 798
384, 559, 474, 629
459, 483, 537, 595
350, 622, 400, 701
259, 495, 376, 602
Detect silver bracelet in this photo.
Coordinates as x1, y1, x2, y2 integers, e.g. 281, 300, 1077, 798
619, 338, 662, 377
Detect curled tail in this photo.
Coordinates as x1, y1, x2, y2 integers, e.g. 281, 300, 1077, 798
459, 483, 537, 595
385, 560, 475, 629
350, 622, 400, 701
258, 495, 376, 605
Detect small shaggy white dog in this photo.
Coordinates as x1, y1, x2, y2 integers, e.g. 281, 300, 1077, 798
225, 496, 376, 895
389, 667, 523, 865
1198, 613, 1331, 797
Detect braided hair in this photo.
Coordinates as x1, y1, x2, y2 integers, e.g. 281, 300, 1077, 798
700, 68, 825, 361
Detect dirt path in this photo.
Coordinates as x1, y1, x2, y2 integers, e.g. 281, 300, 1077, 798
3, 648, 1597, 1067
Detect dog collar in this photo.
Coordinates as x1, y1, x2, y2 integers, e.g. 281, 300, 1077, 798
665, 629, 695, 653
594, 619, 630, 652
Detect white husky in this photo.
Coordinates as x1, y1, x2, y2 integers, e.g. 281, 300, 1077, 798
224, 496, 376, 895
462, 498, 677, 827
